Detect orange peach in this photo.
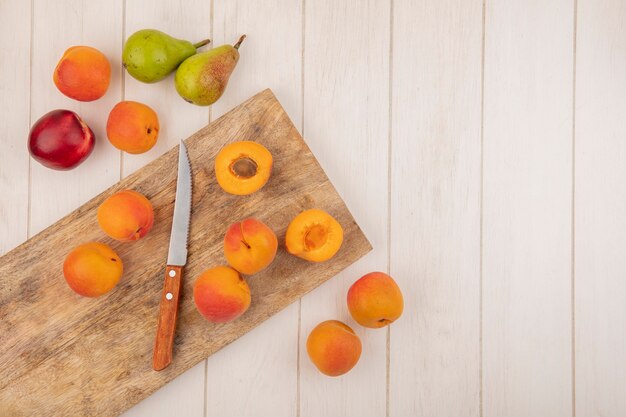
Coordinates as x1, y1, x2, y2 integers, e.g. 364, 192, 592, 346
215, 141, 272, 195
97, 190, 154, 242
106, 101, 160, 154
347, 272, 404, 328
224, 218, 278, 275
63, 242, 123, 297
306, 320, 362, 376
193, 266, 251, 323
285, 209, 343, 262
53, 46, 111, 102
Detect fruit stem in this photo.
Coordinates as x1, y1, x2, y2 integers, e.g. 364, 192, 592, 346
233, 34, 246, 50
193, 39, 211, 49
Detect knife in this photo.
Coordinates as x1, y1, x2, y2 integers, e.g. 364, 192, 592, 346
153, 140, 192, 371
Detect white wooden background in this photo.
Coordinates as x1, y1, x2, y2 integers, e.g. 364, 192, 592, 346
1, 0, 625, 416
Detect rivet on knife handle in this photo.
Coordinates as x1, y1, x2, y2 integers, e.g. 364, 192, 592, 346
153, 265, 183, 371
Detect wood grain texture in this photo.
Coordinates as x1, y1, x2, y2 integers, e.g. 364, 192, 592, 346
121, 2, 211, 414
0, 90, 371, 417
300, 1, 389, 416
0, 0, 30, 254
204, 1, 303, 416
389, 1, 482, 416
575, 1, 626, 416
482, 1, 574, 416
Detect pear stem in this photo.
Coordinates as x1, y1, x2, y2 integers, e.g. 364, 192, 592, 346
233, 34, 246, 50
193, 39, 211, 49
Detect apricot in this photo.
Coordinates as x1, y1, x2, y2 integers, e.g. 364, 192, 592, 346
106, 101, 160, 154
97, 190, 154, 242
224, 218, 278, 275
306, 320, 362, 377
285, 209, 343, 262
53, 46, 111, 102
215, 141, 272, 195
63, 242, 123, 297
193, 266, 251, 323
348, 272, 404, 328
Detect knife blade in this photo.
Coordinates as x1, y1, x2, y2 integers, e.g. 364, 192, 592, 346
153, 140, 192, 371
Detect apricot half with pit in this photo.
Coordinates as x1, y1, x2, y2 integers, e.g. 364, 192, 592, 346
63, 242, 123, 297
97, 190, 154, 242
285, 209, 343, 262
215, 141, 272, 195
224, 218, 278, 275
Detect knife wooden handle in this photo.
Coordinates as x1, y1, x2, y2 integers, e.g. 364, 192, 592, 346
152, 265, 183, 371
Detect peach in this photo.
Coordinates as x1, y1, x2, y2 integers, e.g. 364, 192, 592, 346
306, 320, 362, 377
193, 266, 251, 323
97, 190, 154, 242
285, 209, 343, 262
224, 218, 278, 275
347, 272, 404, 328
63, 242, 123, 297
106, 101, 160, 154
215, 141, 273, 195
53, 46, 111, 102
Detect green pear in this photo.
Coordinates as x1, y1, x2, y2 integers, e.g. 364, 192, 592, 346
174, 35, 246, 106
123, 29, 210, 83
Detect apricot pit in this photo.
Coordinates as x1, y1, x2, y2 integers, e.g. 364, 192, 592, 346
215, 141, 272, 195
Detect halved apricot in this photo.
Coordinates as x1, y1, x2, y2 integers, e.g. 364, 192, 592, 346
215, 141, 272, 195
285, 209, 343, 262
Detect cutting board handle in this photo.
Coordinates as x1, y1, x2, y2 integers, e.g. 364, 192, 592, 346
152, 265, 183, 371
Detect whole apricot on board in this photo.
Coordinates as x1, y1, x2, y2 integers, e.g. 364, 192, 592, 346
193, 266, 251, 323
215, 141, 272, 195
306, 320, 362, 377
224, 218, 278, 275
285, 209, 343, 262
107, 101, 160, 154
53, 46, 111, 101
97, 190, 154, 242
347, 272, 404, 328
63, 242, 123, 297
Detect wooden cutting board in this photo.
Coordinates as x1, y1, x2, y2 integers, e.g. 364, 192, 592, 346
0, 89, 371, 416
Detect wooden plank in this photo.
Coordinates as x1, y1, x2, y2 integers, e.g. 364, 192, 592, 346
29, 0, 123, 235
0, 0, 30, 254
300, 1, 389, 416
575, 1, 626, 415
205, 1, 302, 416
389, 0, 482, 416
0, 90, 371, 417
121, 1, 211, 415
482, 0, 574, 416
